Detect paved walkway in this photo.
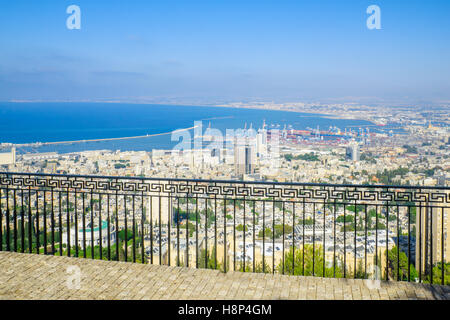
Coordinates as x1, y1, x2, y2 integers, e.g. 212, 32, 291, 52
0, 252, 448, 300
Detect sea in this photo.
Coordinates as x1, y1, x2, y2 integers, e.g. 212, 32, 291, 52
0, 102, 376, 154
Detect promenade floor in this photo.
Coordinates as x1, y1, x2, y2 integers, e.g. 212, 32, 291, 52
0, 252, 448, 300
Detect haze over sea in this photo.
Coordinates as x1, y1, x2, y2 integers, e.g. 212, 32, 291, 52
0, 103, 373, 154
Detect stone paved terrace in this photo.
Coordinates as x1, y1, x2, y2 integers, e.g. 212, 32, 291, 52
0, 252, 449, 300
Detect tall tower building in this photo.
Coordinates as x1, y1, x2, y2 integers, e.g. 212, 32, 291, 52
256, 133, 265, 157
346, 143, 360, 162
11, 147, 16, 164
234, 137, 255, 176
415, 198, 450, 279
0, 147, 16, 165
244, 145, 255, 175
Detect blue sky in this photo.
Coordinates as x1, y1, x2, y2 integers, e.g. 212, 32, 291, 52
0, 0, 449, 104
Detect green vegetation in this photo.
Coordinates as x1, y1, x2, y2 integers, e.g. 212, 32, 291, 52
386, 246, 418, 282
274, 201, 283, 210
280, 244, 343, 277
368, 209, 383, 219
354, 260, 367, 279
336, 215, 354, 223
197, 246, 223, 271
347, 205, 365, 213
375, 167, 409, 184
257, 224, 293, 239
360, 152, 377, 163
236, 224, 248, 232
117, 228, 134, 241
238, 260, 272, 273
204, 209, 216, 228
338, 210, 387, 232
421, 166, 442, 177
388, 214, 397, 222
297, 218, 315, 225
234, 199, 245, 209
179, 222, 196, 237
258, 227, 272, 238
178, 198, 197, 205
0, 222, 147, 263
173, 208, 201, 223
57, 243, 122, 261
1, 221, 61, 253
403, 145, 418, 154
423, 262, 450, 285
284, 153, 320, 162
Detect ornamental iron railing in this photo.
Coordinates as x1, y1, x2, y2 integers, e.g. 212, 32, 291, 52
0, 172, 449, 285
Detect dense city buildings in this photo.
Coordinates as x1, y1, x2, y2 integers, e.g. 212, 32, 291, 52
1, 104, 448, 283
0, 148, 15, 166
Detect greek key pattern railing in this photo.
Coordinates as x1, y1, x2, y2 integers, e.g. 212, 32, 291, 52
1, 172, 449, 285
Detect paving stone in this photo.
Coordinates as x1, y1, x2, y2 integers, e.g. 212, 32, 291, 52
0, 252, 448, 300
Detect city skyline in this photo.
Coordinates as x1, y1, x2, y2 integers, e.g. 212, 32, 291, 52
0, 0, 449, 303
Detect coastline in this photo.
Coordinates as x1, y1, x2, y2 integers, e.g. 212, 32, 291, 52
4, 100, 376, 124
0, 102, 381, 153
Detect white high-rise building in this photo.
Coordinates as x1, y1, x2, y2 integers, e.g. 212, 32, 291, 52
0, 147, 15, 165
234, 137, 255, 176
346, 143, 360, 162
256, 131, 267, 157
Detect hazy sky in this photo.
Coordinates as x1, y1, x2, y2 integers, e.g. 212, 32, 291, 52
0, 0, 449, 104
